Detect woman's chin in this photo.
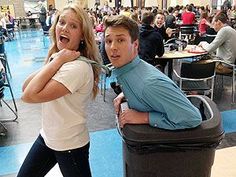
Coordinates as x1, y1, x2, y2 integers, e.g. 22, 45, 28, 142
57, 43, 67, 50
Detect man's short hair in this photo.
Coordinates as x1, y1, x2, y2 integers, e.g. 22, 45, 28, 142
141, 11, 155, 25
186, 5, 193, 12
168, 7, 174, 14
214, 12, 228, 24
104, 15, 139, 43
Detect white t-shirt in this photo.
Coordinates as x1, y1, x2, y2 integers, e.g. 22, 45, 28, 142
40, 56, 94, 151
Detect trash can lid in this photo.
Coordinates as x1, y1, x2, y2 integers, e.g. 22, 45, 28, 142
121, 96, 225, 145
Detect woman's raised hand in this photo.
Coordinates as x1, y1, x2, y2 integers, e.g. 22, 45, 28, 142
53, 49, 81, 64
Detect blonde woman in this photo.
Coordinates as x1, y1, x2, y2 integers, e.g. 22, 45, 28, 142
18, 3, 101, 177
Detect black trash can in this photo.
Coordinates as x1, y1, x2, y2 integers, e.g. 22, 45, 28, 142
119, 95, 224, 177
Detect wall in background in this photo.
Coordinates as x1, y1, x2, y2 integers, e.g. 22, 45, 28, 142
0, 0, 25, 17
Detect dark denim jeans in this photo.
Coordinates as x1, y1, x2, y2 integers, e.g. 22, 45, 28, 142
17, 134, 91, 177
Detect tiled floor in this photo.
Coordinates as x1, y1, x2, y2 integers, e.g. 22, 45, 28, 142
0, 29, 236, 177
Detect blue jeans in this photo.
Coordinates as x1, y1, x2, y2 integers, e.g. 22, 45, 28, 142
17, 134, 92, 177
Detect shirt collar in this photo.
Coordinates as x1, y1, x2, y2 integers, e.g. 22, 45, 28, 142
113, 56, 141, 77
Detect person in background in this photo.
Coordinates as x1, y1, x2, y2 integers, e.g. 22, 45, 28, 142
198, 11, 212, 36
100, 1, 112, 15
154, 11, 175, 72
17, 3, 101, 177
6, 11, 14, 25
0, 13, 8, 39
194, 11, 212, 44
199, 6, 205, 16
38, 1, 47, 27
42, 10, 54, 34
130, 12, 140, 24
182, 4, 196, 25
165, 7, 177, 29
120, 7, 131, 17
139, 11, 164, 66
154, 11, 174, 41
104, 15, 202, 130
198, 12, 236, 74
223, 0, 232, 11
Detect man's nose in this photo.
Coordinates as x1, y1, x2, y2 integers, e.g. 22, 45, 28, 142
110, 41, 117, 50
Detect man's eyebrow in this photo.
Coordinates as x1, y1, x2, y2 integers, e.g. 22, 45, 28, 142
105, 34, 126, 37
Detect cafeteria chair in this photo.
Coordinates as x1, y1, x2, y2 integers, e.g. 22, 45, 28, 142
100, 63, 114, 102
0, 56, 18, 136
6, 23, 15, 41
0, 121, 7, 136
173, 61, 216, 100
179, 25, 195, 44
0, 33, 12, 78
99, 40, 115, 102
205, 34, 216, 43
212, 57, 236, 103
0, 56, 18, 121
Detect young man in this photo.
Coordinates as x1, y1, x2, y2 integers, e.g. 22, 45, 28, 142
139, 11, 164, 66
104, 15, 202, 130
199, 12, 236, 74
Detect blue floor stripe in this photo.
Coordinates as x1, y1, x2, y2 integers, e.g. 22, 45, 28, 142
0, 129, 123, 176
221, 109, 236, 133
0, 143, 32, 175
90, 129, 122, 177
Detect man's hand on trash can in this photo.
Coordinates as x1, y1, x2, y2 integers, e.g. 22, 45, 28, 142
113, 92, 125, 115
118, 109, 149, 128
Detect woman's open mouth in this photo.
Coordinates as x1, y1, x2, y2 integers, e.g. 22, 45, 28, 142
59, 35, 70, 44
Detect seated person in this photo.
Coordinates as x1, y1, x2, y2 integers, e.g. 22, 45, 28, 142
165, 7, 177, 29
154, 11, 174, 41
139, 11, 164, 66
198, 12, 236, 74
104, 15, 202, 130
182, 5, 196, 25
154, 11, 175, 72
198, 11, 211, 36
194, 11, 212, 44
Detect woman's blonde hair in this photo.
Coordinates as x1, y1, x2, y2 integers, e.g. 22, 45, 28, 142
47, 3, 101, 98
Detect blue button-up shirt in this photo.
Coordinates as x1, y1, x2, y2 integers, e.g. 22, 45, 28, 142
113, 56, 202, 130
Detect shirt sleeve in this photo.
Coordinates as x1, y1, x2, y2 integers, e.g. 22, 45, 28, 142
142, 79, 202, 130
203, 28, 227, 53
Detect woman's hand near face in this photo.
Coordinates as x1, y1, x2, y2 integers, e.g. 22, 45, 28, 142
22, 48, 81, 103
53, 49, 81, 64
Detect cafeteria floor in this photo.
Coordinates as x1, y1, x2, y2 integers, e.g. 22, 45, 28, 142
0, 29, 236, 177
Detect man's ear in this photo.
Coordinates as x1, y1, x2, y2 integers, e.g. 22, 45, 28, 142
133, 39, 139, 50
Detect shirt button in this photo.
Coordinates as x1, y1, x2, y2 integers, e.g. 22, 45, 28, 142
154, 124, 158, 127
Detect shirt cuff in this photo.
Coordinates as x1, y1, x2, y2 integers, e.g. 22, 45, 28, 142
201, 42, 210, 51
148, 111, 165, 128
